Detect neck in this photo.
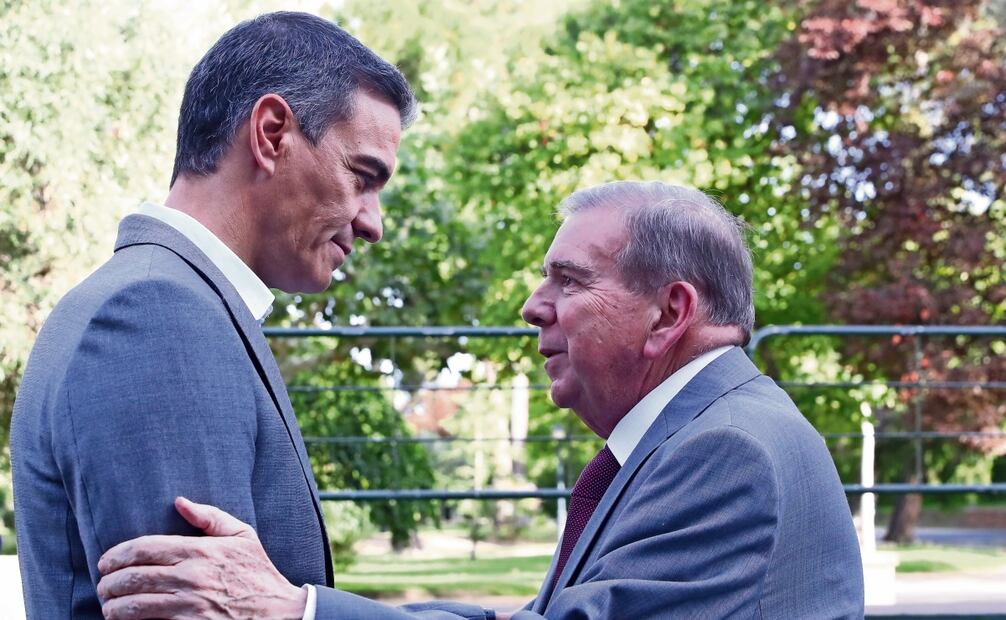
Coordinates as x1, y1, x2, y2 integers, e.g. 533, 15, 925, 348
164, 171, 257, 270
637, 324, 740, 399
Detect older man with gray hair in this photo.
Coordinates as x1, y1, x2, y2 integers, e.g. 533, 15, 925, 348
97, 181, 864, 619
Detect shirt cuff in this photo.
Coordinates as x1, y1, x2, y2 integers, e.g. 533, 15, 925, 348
301, 584, 317, 620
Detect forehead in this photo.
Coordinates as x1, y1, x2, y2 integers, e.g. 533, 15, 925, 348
324, 89, 402, 160
544, 206, 626, 270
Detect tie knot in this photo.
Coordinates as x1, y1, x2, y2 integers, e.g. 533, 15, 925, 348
571, 445, 621, 501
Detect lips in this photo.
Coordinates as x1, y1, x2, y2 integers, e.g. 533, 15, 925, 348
331, 237, 352, 257
538, 346, 565, 358
540, 348, 566, 378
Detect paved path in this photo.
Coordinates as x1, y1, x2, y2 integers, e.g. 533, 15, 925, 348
866, 564, 1006, 615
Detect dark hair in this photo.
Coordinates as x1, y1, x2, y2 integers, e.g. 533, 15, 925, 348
170, 11, 417, 185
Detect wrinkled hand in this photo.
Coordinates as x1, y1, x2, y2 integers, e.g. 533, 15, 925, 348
97, 497, 307, 620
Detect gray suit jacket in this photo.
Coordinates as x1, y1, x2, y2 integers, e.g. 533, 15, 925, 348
11, 215, 333, 618
315, 348, 863, 619
516, 347, 864, 619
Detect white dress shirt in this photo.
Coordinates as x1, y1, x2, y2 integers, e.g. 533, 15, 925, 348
606, 345, 733, 466
137, 202, 274, 322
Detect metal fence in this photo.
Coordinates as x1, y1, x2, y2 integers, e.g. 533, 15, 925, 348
266, 324, 1006, 501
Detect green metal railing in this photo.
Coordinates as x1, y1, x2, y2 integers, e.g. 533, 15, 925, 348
267, 324, 1006, 500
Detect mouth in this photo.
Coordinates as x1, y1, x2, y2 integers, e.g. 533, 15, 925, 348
538, 346, 565, 358
542, 350, 565, 377
331, 237, 353, 256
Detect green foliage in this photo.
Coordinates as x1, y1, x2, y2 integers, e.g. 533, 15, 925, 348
287, 348, 436, 550
0, 0, 246, 535
0, 467, 12, 552
4, 0, 1003, 553
439, 0, 823, 332
322, 500, 373, 572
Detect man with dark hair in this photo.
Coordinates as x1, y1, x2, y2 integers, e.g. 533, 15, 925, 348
10, 11, 417, 619
96, 182, 864, 619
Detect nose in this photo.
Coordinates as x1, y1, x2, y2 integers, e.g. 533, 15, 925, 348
353, 195, 383, 243
521, 282, 555, 327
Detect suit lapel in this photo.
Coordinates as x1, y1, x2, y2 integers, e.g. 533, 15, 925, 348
115, 214, 334, 585
539, 347, 761, 610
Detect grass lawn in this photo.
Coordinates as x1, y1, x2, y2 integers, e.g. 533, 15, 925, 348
336, 553, 551, 598
886, 544, 1006, 573
337, 540, 1006, 599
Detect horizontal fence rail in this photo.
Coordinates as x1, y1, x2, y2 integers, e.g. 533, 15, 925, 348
264, 326, 537, 338
272, 324, 1006, 502
744, 324, 1006, 354
320, 483, 1006, 502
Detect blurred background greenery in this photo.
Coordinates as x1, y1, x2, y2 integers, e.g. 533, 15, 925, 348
2, 0, 1005, 562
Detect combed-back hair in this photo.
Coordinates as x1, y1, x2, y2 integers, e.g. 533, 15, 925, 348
559, 181, 755, 342
170, 11, 417, 185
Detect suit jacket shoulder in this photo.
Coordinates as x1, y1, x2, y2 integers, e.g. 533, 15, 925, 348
11, 215, 331, 619
534, 348, 863, 619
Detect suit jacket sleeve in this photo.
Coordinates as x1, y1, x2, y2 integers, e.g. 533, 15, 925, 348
52, 278, 260, 590
313, 587, 494, 620
513, 425, 780, 619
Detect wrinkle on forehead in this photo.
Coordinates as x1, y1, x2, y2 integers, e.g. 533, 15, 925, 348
550, 211, 625, 271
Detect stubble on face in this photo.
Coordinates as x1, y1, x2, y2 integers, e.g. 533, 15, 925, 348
261, 90, 401, 293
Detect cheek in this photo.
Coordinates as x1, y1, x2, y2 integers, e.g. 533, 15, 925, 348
564, 294, 629, 341
565, 299, 648, 368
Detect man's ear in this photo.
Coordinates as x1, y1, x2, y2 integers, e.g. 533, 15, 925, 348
643, 281, 699, 360
248, 94, 297, 177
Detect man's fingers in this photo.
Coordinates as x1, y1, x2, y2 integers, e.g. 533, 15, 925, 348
101, 592, 191, 620
99, 499, 257, 575
175, 496, 256, 539
97, 564, 190, 600
98, 535, 198, 575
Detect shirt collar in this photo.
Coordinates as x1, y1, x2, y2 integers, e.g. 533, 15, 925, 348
137, 202, 274, 322
606, 345, 734, 465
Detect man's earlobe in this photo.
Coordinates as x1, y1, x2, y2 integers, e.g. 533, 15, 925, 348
642, 281, 698, 360
249, 94, 294, 177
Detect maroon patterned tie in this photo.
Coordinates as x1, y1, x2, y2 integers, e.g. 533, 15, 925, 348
551, 445, 621, 588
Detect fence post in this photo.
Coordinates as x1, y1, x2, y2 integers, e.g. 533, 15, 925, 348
511, 373, 529, 479
861, 411, 876, 553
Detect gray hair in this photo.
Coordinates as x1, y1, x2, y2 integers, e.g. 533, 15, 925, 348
560, 181, 755, 341
170, 11, 417, 185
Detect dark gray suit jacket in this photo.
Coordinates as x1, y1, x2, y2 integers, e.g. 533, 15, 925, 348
314, 348, 864, 619
11, 215, 332, 618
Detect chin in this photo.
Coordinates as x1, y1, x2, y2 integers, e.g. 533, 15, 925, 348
548, 384, 576, 411
300, 267, 336, 293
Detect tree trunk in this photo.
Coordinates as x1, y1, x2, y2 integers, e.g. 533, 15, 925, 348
884, 468, 922, 543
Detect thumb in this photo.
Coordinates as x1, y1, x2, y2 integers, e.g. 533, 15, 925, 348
175, 496, 258, 540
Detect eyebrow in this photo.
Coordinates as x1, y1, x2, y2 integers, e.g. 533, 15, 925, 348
542, 259, 595, 279
352, 154, 393, 185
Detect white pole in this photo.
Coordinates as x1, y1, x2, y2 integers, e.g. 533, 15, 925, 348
861, 417, 876, 554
